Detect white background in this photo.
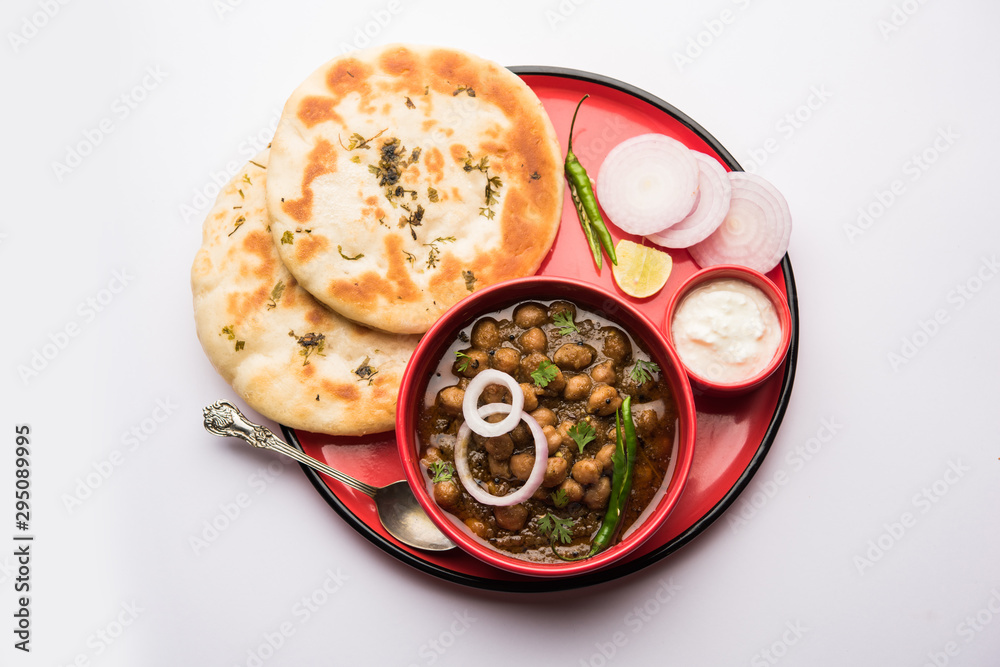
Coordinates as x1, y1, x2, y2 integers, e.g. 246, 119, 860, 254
3, 0, 999, 665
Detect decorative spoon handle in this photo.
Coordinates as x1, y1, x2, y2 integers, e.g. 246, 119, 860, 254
202, 400, 378, 497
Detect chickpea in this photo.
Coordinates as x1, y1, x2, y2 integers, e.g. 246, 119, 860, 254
548, 300, 577, 325
517, 327, 548, 354
435, 386, 465, 416
483, 433, 514, 460
470, 317, 502, 349
454, 348, 489, 378
520, 383, 539, 412
557, 421, 575, 448
563, 373, 593, 401
586, 384, 622, 416
647, 431, 674, 460
542, 425, 562, 454
590, 360, 616, 384
553, 343, 595, 371
633, 409, 658, 439
420, 446, 443, 466
558, 478, 585, 504
584, 476, 612, 510
488, 455, 510, 478
433, 480, 460, 509
633, 462, 653, 489
509, 421, 532, 447
490, 346, 521, 374
464, 517, 488, 538
542, 456, 569, 487
494, 503, 529, 531
513, 302, 548, 328
596, 443, 615, 472
510, 453, 535, 481
530, 407, 557, 428
520, 353, 566, 394
571, 458, 603, 485
602, 327, 633, 366
480, 382, 510, 405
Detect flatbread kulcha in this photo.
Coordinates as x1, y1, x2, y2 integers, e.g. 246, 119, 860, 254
191, 149, 420, 436
266, 44, 564, 334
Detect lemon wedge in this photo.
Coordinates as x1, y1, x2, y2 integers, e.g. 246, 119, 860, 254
611, 240, 673, 299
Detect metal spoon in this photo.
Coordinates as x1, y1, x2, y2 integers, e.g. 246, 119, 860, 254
202, 400, 456, 552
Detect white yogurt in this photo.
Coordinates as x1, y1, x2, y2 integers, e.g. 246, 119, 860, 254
670, 278, 781, 384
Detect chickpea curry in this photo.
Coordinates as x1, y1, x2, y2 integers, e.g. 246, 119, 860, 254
417, 300, 678, 563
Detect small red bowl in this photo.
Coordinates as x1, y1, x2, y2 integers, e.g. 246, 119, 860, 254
396, 276, 696, 578
664, 265, 791, 396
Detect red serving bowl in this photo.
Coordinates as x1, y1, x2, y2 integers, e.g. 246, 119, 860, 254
396, 276, 697, 578
664, 265, 792, 396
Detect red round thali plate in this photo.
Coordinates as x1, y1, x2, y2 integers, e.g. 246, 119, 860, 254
283, 66, 799, 592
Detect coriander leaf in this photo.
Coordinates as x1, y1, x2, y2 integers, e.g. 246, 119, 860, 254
537, 512, 574, 544
455, 350, 472, 372
568, 421, 596, 454
338, 245, 364, 261
550, 488, 569, 509
630, 359, 661, 384
462, 269, 476, 293
280, 231, 294, 245
428, 460, 455, 484
552, 311, 578, 336
267, 280, 285, 310
531, 359, 559, 387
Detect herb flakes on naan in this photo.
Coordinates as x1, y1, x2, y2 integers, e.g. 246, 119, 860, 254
266, 44, 564, 334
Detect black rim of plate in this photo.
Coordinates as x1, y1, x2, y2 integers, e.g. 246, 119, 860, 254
281, 65, 800, 593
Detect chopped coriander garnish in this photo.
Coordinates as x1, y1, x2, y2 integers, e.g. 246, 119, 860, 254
289, 330, 326, 366
228, 215, 246, 237
538, 513, 574, 544
341, 128, 387, 151
550, 488, 569, 509
280, 231, 294, 244
462, 270, 476, 293
266, 280, 285, 310
428, 460, 455, 484
630, 359, 661, 384
423, 236, 455, 268
221, 325, 245, 351
338, 245, 364, 261
568, 421, 596, 454
455, 350, 472, 372
552, 311, 578, 336
531, 359, 559, 387
463, 151, 502, 219
353, 356, 378, 384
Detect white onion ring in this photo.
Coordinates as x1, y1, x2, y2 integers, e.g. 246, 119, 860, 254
688, 172, 792, 274
453, 403, 548, 507
646, 152, 732, 248
596, 133, 699, 236
462, 369, 525, 437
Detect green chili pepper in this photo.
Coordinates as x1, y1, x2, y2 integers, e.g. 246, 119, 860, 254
550, 395, 636, 561
588, 395, 635, 555
565, 95, 618, 268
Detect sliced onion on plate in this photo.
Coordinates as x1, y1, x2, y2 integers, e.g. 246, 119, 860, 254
454, 403, 548, 507
646, 152, 732, 248
462, 369, 525, 437
596, 134, 699, 236
688, 172, 792, 274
